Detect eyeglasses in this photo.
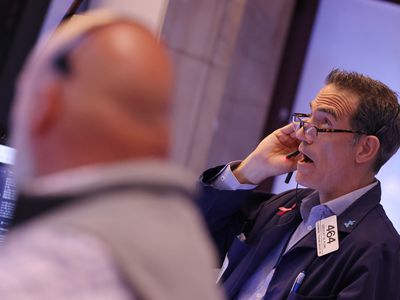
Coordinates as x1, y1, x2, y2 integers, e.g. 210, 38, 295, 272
292, 113, 367, 140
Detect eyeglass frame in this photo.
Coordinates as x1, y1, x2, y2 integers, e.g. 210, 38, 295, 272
292, 113, 368, 137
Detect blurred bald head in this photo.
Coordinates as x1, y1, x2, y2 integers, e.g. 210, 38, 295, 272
11, 10, 173, 189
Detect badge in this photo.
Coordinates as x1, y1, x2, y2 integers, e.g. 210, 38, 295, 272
316, 215, 339, 256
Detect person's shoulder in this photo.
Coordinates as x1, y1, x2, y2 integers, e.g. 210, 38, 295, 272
353, 204, 400, 248
375, 205, 400, 244
0, 226, 133, 299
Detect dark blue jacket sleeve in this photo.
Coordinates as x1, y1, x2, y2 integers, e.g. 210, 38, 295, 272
195, 165, 275, 261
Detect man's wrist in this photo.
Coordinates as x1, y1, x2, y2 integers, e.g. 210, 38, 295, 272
232, 163, 256, 185
211, 162, 256, 190
233, 158, 273, 185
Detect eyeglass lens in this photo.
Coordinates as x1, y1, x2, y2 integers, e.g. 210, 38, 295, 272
292, 115, 318, 139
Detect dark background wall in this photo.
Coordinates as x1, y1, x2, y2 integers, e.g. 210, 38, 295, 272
0, 0, 52, 140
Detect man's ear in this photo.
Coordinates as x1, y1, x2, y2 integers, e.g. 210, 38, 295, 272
32, 80, 62, 135
355, 135, 380, 164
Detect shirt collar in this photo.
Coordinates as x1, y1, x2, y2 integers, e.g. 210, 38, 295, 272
325, 181, 378, 216
20, 159, 196, 197
300, 181, 378, 223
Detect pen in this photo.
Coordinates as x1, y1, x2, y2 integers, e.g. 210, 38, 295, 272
284, 171, 293, 184
285, 150, 299, 184
286, 150, 300, 159
290, 271, 305, 293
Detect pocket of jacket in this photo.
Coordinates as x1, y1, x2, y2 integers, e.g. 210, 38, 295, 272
216, 235, 251, 282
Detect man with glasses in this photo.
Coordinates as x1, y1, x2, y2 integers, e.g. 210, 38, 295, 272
199, 69, 400, 299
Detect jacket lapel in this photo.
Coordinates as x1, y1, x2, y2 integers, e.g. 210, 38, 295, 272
223, 206, 302, 298
282, 182, 382, 255
337, 182, 381, 233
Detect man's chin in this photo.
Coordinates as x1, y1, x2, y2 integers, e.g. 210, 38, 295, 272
295, 173, 317, 189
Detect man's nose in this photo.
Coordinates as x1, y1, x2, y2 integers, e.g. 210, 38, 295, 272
295, 127, 313, 144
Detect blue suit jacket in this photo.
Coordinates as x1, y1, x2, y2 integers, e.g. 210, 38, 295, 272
198, 166, 400, 300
